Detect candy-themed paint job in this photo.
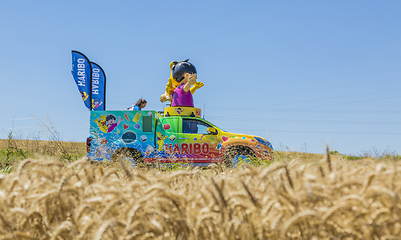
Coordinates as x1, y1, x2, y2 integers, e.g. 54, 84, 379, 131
87, 108, 273, 166
88, 110, 158, 162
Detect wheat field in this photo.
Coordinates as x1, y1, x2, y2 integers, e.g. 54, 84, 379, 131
0, 149, 400, 240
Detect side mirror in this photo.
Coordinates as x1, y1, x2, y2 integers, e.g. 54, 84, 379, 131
207, 127, 218, 135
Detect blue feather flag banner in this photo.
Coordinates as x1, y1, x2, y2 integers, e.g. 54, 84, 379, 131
71, 51, 92, 110
90, 62, 106, 111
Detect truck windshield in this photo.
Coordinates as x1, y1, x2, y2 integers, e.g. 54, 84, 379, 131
202, 118, 226, 132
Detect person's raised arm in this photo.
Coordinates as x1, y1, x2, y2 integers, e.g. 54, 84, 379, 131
183, 73, 196, 92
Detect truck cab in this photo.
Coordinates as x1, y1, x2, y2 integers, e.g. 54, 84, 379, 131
87, 106, 273, 167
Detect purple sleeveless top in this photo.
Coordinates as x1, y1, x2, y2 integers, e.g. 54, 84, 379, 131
172, 84, 194, 107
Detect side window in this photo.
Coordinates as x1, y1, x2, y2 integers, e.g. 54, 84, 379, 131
142, 116, 153, 132
182, 119, 212, 134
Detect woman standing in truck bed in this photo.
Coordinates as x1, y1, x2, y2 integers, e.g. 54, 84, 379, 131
127, 98, 147, 110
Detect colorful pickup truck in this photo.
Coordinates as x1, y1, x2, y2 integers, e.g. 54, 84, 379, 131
86, 106, 273, 167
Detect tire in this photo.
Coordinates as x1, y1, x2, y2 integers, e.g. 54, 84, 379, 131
111, 148, 144, 168
223, 146, 255, 168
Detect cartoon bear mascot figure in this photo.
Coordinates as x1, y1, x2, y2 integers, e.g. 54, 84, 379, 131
160, 59, 204, 107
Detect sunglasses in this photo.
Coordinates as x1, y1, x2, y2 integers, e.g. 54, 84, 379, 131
176, 73, 196, 83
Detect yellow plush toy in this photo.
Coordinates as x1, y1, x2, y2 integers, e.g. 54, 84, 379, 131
160, 60, 204, 103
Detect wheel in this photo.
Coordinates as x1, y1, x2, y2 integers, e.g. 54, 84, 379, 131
223, 146, 255, 168
111, 148, 144, 168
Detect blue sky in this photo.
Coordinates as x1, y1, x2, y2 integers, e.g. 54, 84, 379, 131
0, 1, 400, 156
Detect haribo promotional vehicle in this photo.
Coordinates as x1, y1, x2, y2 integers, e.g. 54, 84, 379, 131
71, 52, 273, 167
86, 107, 273, 167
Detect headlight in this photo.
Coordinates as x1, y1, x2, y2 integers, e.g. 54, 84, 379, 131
254, 137, 273, 149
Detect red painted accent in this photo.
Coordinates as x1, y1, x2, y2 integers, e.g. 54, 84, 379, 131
202, 143, 209, 153
193, 143, 201, 154
164, 143, 172, 154
181, 143, 189, 154
173, 144, 180, 154
164, 143, 211, 155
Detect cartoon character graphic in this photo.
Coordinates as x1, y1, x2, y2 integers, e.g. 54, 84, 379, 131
156, 132, 167, 151
80, 91, 89, 101
159, 59, 204, 105
94, 114, 123, 133
94, 115, 108, 133
92, 99, 103, 110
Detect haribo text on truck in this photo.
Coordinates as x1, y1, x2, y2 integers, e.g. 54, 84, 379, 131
71, 51, 273, 167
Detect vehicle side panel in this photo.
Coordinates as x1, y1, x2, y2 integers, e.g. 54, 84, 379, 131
154, 117, 223, 164
87, 110, 158, 162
